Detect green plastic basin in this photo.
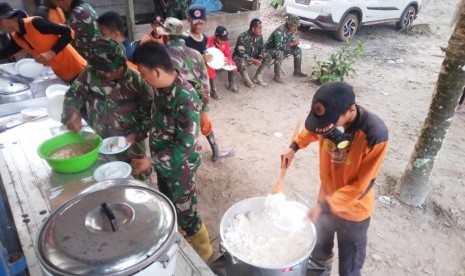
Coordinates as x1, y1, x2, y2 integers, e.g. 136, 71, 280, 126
37, 131, 102, 173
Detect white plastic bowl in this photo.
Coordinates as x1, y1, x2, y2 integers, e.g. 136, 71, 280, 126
206, 47, 225, 69
47, 94, 64, 122
45, 84, 69, 99
15, 58, 44, 79
93, 161, 132, 182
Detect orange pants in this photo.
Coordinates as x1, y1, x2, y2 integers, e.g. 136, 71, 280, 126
200, 112, 212, 136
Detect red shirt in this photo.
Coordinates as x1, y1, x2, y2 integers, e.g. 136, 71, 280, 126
206, 36, 236, 79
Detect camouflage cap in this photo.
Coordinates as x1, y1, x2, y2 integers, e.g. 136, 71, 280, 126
286, 14, 300, 26
88, 37, 127, 72
156, 17, 186, 36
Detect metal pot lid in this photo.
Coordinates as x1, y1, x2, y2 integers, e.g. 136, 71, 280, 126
37, 180, 177, 275
0, 82, 29, 94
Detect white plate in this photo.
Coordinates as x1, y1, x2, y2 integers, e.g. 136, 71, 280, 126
100, 136, 130, 154
20, 107, 47, 119
222, 64, 237, 71
206, 47, 225, 70
45, 84, 69, 99
47, 94, 64, 122
15, 58, 44, 79
93, 161, 132, 182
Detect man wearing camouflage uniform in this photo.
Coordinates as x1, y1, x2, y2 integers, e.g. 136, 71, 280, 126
233, 18, 272, 88
61, 38, 153, 179
131, 41, 213, 262
159, 17, 228, 162
152, 0, 189, 20
51, 0, 100, 59
262, 14, 307, 83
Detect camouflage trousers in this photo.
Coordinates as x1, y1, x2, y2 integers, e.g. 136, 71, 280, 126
233, 53, 273, 72
155, 156, 202, 236
267, 46, 302, 62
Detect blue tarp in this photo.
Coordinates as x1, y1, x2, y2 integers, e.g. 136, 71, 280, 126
192, 0, 223, 12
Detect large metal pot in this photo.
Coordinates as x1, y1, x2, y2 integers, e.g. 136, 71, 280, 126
0, 82, 32, 104
220, 197, 316, 276
36, 179, 179, 276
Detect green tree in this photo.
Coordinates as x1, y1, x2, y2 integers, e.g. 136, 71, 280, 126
396, 3, 465, 206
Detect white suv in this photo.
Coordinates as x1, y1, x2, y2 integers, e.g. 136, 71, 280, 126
285, 0, 422, 41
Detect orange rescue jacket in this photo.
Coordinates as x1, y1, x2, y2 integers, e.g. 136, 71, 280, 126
292, 105, 388, 222
12, 17, 86, 82
48, 7, 65, 25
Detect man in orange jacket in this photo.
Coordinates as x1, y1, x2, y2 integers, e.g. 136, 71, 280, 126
281, 81, 388, 276
0, 3, 86, 82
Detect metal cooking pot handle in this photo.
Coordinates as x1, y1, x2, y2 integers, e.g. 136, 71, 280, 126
101, 203, 118, 232
219, 242, 238, 265
157, 233, 181, 269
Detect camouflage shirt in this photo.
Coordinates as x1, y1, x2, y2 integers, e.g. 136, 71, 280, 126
62, 65, 153, 142
265, 24, 296, 51
65, 1, 100, 59
233, 30, 266, 60
165, 38, 210, 111
149, 75, 202, 180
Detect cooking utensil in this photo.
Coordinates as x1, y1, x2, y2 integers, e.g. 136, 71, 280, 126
220, 196, 316, 276
0, 68, 34, 84
271, 119, 301, 194
37, 181, 179, 276
37, 131, 102, 173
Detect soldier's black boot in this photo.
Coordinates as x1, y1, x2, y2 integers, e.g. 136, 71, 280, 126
206, 132, 220, 162
293, 58, 308, 77
273, 61, 284, 83
227, 71, 239, 93
209, 79, 221, 100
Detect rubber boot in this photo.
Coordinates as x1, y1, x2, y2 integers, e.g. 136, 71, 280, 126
227, 71, 239, 93
186, 223, 213, 262
239, 70, 254, 88
293, 58, 308, 77
209, 79, 220, 100
206, 132, 220, 162
252, 65, 267, 86
273, 61, 284, 83
307, 255, 333, 276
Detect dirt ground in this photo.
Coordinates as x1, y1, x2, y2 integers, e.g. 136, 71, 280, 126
192, 0, 465, 274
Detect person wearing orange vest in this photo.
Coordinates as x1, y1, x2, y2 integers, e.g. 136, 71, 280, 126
34, 0, 65, 24
281, 82, 388, 276
50, 0, 99, 60
0, 3, 86, 83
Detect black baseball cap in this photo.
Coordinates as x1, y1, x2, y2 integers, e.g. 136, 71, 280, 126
0, 3, 22, 19
215, 26, 229, 41
188, 4, 206, 24
305, 81, 356, 134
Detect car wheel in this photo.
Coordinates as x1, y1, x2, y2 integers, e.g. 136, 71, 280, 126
335, 13, 358, 42
396, 6, 416, 30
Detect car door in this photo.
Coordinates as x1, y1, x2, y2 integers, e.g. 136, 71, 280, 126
362, 0, 388, 23
382, 0, 407, 20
